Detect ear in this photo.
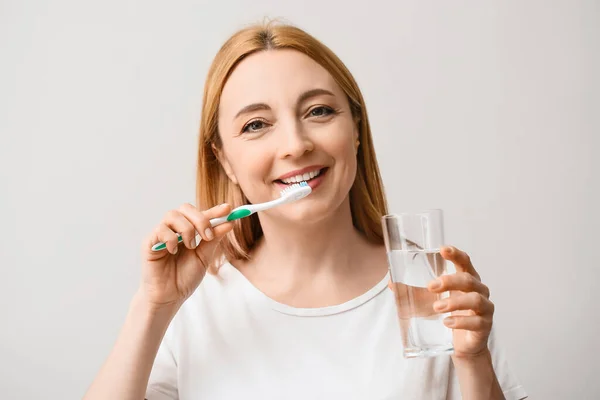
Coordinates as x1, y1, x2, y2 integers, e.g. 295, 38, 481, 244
211, 143, 239, 185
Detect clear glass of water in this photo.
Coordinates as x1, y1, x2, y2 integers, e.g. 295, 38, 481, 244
381, 209, 454, 358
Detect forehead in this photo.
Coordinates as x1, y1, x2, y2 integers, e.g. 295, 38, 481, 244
219, 49, 342, 116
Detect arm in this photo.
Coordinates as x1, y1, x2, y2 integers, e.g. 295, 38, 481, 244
82, 203, 233, 399
452, 350, 505, 400
83, 290, 179, 400
428, 247, 522, 400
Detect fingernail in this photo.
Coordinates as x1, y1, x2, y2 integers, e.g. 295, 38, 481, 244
430, 279, 442, 290
446, 246, 453, 255
445, 317, 455, 327
189, 238, 197, 249
434, 300, 447, 311
205, 228, 214, 240
172, 245, 178, 254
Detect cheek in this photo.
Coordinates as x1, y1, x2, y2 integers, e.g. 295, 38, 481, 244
325, 128, 358, 169
342, 147, 358, 184
232, 150, 270, 180
227, 144, 274, 199
318, 132, 357, 194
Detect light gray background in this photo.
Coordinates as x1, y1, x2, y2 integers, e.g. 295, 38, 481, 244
1, 0, 598, 399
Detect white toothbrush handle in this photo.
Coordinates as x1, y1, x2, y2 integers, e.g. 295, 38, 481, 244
151, 183, 307, 252
151, 215, 235, 251
209, 216, 229, 227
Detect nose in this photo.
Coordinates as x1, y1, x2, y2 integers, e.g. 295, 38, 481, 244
276, 120, 314, 159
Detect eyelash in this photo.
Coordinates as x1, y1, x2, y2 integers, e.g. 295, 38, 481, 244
241, 106, 337, 133
308, 105, 336, 118
242, 119, 268, 133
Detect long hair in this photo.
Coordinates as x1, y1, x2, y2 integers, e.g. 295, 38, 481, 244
197, 21, 388, 273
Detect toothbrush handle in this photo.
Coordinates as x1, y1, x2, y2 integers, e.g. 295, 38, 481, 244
150, 216, 230, 252
209, 216, 229, 227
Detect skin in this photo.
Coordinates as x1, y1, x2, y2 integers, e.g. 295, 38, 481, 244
83, 49, 505, 400
214, 49, 388, 307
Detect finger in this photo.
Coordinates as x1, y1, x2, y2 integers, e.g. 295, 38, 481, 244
148, 224, 180, 255
162, 210, 197, 252
178, 203, 233, 245
178, 203, 213, 244
149, 220, 187, 256
179, 203, 235, 262
433, 292, 495, 315
444, 315, 493, 331
441, 246, 478, 278
428, 272, 490, 298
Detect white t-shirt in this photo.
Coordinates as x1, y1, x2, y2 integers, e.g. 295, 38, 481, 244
146, 261, 527, 400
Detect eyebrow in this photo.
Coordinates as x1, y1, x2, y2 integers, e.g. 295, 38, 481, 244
233, 88, 336, 120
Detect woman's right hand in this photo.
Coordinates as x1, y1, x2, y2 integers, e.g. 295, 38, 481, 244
139, 203, 234, 310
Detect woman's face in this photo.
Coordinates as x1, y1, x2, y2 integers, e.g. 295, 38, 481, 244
216, 49, 359, 224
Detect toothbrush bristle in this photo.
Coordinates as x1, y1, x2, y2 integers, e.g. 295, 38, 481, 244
280, 181, 312, 200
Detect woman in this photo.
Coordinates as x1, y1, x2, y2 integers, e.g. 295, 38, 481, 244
84, 21, 527, 400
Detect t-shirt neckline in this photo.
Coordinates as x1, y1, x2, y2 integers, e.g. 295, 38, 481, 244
221, 261, 391, 317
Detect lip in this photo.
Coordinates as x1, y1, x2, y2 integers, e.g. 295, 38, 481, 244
275, 165, 326, 181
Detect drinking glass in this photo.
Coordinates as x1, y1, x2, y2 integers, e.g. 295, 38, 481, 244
382, 209, 454, 358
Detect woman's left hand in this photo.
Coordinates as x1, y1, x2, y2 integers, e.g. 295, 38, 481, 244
428, 246, 494, 358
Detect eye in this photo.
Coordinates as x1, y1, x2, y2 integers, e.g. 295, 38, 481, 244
242, 119, 268, 133
308, 106, 335, 118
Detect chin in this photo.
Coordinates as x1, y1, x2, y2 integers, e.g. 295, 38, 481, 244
274, 196, 344, 225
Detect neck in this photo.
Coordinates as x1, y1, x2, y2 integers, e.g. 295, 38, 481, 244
248, 197, 376, 284
232, 197, 389, 308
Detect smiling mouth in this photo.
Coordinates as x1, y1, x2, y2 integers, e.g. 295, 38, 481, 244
275, 168, 327, 185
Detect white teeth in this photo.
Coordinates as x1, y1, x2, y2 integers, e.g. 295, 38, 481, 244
281, 169, 322, 184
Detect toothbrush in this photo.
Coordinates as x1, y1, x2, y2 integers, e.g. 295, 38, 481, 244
151, 181, 312, 251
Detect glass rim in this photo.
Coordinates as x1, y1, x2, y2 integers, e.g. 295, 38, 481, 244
381, 209, 443, 219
